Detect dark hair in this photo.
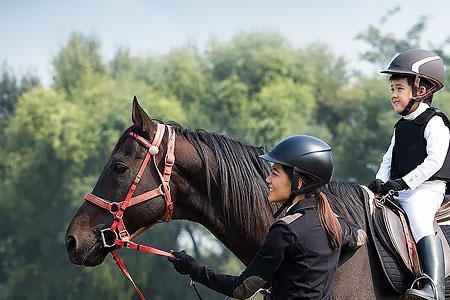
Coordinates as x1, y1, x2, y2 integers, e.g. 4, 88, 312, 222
315, 190, 342, 249
281, 164, 294, 179
390, 74, 434, 105
280, 164, 342, 249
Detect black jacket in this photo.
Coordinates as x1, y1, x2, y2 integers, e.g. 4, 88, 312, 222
188, 197, 366, 300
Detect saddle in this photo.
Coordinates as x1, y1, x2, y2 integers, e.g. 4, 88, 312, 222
362, 186, 450, 293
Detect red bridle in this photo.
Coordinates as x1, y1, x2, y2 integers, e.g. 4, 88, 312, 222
84, 123, 176, 300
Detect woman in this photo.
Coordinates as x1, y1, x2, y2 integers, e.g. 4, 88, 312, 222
169, 135, 366, 300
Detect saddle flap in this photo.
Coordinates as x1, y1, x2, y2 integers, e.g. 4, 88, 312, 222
383, 206, 450, 277
363, 185, 450, 293
383, 208, 413, 271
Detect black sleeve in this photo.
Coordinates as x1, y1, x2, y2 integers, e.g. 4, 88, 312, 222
189, 222, 295, 299
338, 216, 366, 265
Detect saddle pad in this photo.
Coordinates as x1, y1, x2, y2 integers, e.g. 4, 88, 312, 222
361, 186, 450, 293
362, 186, 412, 293
382, 202, 450, 277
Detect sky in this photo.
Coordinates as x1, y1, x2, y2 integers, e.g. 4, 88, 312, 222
1, 0, 450, 86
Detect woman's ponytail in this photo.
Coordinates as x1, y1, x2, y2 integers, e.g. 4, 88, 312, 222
316, 191, 342, 249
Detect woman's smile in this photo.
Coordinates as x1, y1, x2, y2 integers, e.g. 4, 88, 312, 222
266, 163, 292, 203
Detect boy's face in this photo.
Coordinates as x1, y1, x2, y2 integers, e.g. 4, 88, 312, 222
390, 78, 417, 114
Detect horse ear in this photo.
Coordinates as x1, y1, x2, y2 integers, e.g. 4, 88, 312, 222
132, 96, 155, 132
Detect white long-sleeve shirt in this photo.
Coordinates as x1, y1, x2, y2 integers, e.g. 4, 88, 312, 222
376, 102, 450, 190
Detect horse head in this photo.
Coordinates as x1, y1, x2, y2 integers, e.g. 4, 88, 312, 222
65, 97, 209, 266
66, 96, 275, 268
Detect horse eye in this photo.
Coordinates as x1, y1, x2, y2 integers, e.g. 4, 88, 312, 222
111, 162, 128, 174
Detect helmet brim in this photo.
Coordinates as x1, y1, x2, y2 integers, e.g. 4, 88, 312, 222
259, 154, 292, 167
380, 68, 417, 76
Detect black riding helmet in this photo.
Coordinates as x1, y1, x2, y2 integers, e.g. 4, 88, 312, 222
381, 49, 445, 115
260, 135, 333, 217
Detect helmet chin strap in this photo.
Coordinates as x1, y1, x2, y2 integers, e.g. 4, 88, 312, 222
399, 76, 421, 116
272, 195, 296, 219
399, 98, 417, 116
398, 75, 443, 116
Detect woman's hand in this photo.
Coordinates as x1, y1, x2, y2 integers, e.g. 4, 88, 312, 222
168, 250, 196, 275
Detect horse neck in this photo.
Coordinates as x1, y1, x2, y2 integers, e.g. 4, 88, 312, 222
323, 181, 368, 231
191, 181, 369, 264
175, 190, 272, 264
171, 132, 274, 264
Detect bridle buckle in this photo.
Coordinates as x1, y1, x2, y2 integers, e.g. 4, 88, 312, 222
165, 153, 175, 166
100, 228, 118, 248
119, 229, 130, 240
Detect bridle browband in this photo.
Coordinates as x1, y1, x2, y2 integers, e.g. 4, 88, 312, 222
84, 123, 176, 300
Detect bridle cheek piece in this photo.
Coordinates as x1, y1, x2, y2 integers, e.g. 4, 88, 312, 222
83, 123, 176, 300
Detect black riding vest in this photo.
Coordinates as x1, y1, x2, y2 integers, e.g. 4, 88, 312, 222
391, 107, 450, 182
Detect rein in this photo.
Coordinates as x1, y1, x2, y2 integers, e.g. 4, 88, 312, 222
84, 123, 177, 300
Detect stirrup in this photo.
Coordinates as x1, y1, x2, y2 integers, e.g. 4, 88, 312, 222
407, 274, 439, 300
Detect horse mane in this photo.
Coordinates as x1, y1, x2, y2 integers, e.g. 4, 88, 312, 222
114, 121, 368, 241
167, 121, 278, 243
167, 122, 369, 238
322, 181, 367, 230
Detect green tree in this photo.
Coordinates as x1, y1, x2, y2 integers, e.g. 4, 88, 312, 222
332, 76, 395, 182
203, 75, 249, 135
355, 6, 429, 67
0, 88, 90, 299
245, 78, 329, 147
0, 63, 40, 140
208, 31, 296, 96
293, 44, 350, 137
52, 32, 106, 99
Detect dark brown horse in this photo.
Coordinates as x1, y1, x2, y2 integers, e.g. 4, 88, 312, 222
66, 99, 399, 299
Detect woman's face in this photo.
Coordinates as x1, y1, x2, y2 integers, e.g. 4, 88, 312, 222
266, 163, 292, 203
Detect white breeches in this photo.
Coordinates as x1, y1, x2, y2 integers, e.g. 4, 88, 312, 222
395, 180, 446, 242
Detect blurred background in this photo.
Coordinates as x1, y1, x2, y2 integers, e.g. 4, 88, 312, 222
1, 1, 450, 299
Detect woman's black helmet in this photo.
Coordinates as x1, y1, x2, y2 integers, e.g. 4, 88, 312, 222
381, 49, 445, 105
260, 135, 333, 193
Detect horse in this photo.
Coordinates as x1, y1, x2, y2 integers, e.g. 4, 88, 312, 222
66, 98, 401, 299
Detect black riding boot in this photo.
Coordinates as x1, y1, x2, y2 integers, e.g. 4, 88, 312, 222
404, 235, 445, 300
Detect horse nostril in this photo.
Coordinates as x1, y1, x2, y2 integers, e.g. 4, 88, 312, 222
66, 235, 77, 253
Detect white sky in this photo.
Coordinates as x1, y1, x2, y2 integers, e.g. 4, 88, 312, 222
1, 0, 449, 85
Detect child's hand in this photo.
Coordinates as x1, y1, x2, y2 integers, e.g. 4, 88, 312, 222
368, 179, 384, 194
379, 179, 409, 196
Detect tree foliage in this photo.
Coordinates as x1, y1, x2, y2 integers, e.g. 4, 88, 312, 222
1, 12, 450, 298
0, 63, 40, 142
